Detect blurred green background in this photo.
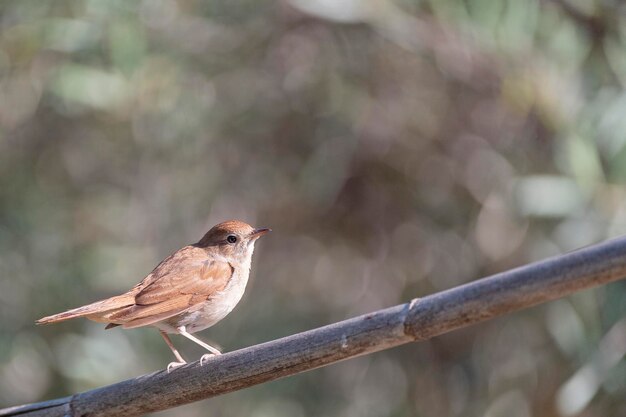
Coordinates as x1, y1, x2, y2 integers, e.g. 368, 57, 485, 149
1, 0, 625, 416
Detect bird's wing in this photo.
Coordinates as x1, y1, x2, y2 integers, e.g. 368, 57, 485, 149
106, 246, 234, 327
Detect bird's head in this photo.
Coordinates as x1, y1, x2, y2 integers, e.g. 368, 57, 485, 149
197, 220, 271, 265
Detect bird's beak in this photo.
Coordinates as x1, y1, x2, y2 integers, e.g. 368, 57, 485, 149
250, 228, 271, 239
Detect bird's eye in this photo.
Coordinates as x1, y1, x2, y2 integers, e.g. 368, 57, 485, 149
226, 235, 238, 244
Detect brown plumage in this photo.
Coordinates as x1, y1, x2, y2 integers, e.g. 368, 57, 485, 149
37, 220, 270, 371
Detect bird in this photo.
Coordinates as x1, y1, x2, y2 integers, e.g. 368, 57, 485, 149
37, 220, 271, 372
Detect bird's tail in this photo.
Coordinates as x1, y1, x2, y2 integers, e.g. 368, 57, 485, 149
36, 294, 135, 325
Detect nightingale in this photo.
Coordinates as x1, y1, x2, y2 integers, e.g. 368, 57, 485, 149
37, 220, 270, 371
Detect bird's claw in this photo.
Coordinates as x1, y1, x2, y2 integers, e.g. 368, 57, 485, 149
167, 361, 186, 373
200, 353, 220, 366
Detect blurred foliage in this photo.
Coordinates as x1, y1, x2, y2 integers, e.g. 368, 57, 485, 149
1, 0, 625, 416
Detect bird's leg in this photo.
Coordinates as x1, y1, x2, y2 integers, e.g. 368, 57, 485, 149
177, 326, 221, 366
159, 331, 187, 372
177, 326, 222, 355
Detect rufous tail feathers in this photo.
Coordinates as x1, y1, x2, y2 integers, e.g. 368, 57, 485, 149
36, 293, 135, 325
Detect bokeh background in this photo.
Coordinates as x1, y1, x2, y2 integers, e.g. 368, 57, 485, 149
1, 0, 625, 416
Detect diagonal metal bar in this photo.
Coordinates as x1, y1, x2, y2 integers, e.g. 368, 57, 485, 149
2, 236, 626, 417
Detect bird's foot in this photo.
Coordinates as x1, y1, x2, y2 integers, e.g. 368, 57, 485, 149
200, 352, 221, 366
167, 361, 187, 373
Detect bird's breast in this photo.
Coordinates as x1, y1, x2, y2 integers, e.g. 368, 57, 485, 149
161, 267, 250, 334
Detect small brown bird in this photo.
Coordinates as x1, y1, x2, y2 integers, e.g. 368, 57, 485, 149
37, 220, 270, 371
